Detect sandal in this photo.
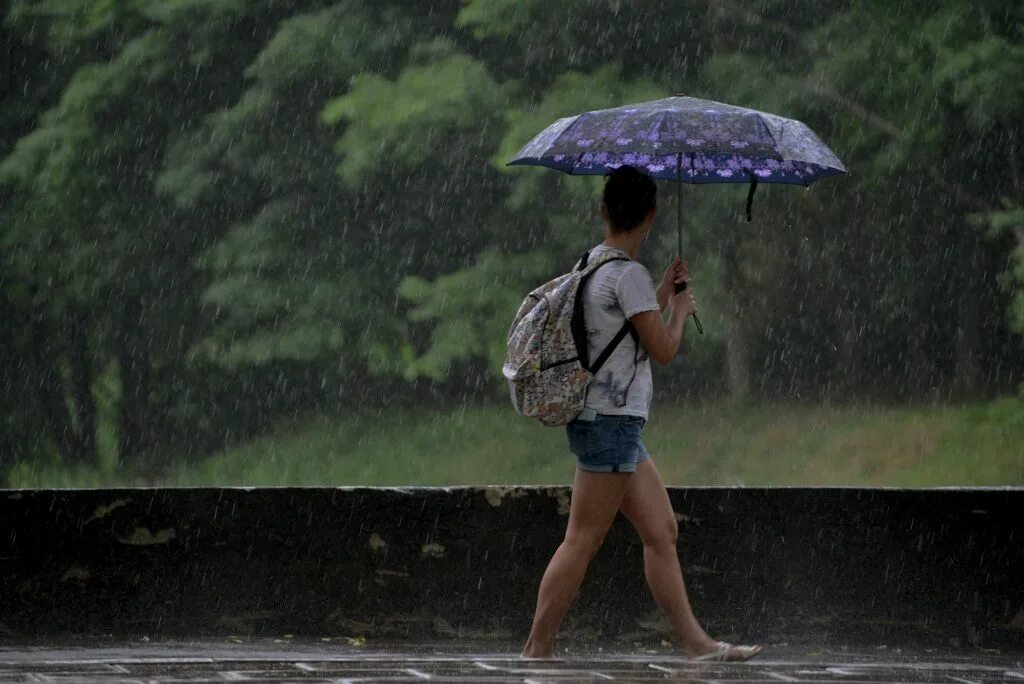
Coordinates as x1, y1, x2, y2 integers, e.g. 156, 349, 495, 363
691, 641, 762, 662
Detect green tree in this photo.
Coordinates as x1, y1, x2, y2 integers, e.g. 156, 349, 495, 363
162, 4, 469, 411
1, 0, 302, 469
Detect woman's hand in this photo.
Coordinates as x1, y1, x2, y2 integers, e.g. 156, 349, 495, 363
673, 284, 698, 317
657, 256, 691, 311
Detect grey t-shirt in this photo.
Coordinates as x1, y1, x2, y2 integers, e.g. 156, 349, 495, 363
580, 244, 661, 419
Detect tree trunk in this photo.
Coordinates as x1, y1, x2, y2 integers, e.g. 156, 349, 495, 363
29, 308, 85, 463
951, 288, 981, 399
710, 0, 750, 401
117, 295, 154, 464
68, 311, 98, 466
722, 235, 750, 400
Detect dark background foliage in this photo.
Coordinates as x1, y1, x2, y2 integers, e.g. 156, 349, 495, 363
1, 0, 1022, 481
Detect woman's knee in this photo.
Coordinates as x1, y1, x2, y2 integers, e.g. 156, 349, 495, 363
642, 517, 678, 550
563, 529, 607, 559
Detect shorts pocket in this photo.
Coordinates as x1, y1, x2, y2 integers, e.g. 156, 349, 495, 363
566, 419, 598, 457
615, 415, 645, 436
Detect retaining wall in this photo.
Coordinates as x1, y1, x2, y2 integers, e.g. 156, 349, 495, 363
1, 487, 1021, 650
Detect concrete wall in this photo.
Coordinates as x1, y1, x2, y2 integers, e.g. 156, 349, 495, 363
1, 487, 1021, 650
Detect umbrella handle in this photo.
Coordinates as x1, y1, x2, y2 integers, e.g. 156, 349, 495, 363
746, 172, 758, 222
672, 281, 704, 336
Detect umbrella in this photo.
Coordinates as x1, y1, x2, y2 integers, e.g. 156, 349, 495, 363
508, 95, 847, 332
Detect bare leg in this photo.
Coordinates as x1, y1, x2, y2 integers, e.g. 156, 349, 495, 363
618, 459, 760, 661
521, 468, 632, 658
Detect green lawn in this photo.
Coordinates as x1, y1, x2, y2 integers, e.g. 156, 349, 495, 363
8, 398, 1024, 488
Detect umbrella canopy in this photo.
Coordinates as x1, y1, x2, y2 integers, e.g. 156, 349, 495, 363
508, 95, 846, 188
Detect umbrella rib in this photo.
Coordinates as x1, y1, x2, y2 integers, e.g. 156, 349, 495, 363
754, 115, 814, 186
758, 115, 838, 180
554, 114, 587, 169
653, 111, 669, 162
571, 151, 587, 174
757, 116, 783, 167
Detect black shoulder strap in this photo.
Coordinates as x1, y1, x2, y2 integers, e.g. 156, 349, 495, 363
589, 321, 637, 375
570, 255, 633, 369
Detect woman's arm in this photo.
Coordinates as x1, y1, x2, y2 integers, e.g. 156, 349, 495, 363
630, 300, 690, 365
633, 258, 696, 365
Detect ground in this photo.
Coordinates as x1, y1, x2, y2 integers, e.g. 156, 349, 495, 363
1, 639, 1022, 683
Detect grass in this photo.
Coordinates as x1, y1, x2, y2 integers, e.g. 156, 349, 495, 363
642, 397, 1024, 487
7, 398, 1024, 488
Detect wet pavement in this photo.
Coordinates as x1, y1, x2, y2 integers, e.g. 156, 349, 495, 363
0, 639, 1022, 683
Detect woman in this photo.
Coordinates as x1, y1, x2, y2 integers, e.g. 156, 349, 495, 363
521, 165, 761, 662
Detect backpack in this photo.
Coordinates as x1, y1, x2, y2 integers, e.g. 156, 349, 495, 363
503, 248, 639, 426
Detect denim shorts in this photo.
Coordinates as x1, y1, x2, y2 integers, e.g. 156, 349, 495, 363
566, 412, 650, 473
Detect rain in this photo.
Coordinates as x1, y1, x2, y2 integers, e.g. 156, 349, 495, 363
0, 0, 1022, 681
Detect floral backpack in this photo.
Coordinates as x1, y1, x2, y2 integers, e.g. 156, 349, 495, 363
503, 248, 638, 426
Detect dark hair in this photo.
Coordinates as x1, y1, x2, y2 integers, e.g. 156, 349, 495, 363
602, 165, 657, 232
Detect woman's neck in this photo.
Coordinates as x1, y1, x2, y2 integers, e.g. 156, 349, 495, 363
601, 230, 644, 260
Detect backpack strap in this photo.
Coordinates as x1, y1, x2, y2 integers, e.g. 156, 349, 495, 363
570, 254, 634, 370
588, 320, 637, 375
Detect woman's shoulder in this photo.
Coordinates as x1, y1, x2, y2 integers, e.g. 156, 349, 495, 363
588, 246, 653, 282
592, 245, 643, 267
614, 260, 657, 296
613, 256, 653, 279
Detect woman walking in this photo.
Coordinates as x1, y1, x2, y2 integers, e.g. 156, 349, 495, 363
520, 165, 761, 662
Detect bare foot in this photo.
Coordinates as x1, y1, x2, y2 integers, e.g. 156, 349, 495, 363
520, 640, 555, 659
689, 640, 762, 662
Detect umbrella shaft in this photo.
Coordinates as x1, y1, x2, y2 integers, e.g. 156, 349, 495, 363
676, 153, 682, 260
